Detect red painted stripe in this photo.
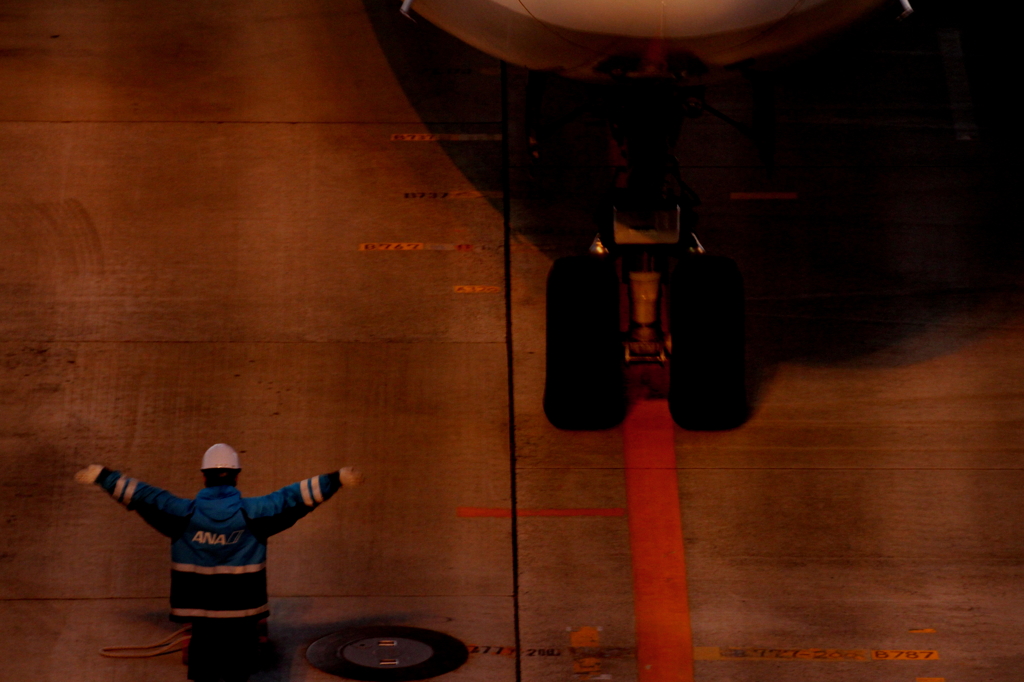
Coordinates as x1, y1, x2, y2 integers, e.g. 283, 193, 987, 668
623, 400, 694, 682
456, 507, 625, 518
457, 507, 513, 517
518, 508, 625, 517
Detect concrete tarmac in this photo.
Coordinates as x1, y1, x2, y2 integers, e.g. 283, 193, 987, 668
1, 1, 1020, 682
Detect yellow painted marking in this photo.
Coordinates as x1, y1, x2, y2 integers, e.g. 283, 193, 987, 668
696, 647, 941, 662
909, 628, 937, 633
390, 133, 502, 141
573, 657, 602, 673
466, 644, 516, 656
570, 627, 601, 648
917, 678, 945, 682
872, 650, 939, 660
713, 648, 869, 661
429, 243, 487, 251
360, 243, 489, 252
358, 243, 423, 251
570, 628, 603, 680
693, 647, 721, 660
403, 191, 502, 199
454, 285, 500, 293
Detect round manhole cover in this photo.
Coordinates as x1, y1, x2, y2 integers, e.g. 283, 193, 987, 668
341, 636, 434, 668
307, 626, 469, 681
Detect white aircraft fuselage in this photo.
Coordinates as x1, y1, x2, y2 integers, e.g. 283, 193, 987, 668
412, 0, 890, 81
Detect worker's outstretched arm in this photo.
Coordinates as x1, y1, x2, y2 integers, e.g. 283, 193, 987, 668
75, 464, 193, 538
244, 467, 363, 540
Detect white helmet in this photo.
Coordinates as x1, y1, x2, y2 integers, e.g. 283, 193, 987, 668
201, 443, 241, 470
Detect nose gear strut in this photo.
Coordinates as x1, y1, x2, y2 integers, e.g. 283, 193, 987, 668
543, 81, 748, 430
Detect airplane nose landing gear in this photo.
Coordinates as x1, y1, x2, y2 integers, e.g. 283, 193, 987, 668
625, 269, 667, 365
543, 235, 746, 431
543, 84, 747, 431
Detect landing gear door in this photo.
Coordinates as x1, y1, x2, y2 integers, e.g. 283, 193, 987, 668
613, 206, 681, 245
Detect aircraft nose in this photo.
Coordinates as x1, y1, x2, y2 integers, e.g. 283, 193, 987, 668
516, 0, 802, 38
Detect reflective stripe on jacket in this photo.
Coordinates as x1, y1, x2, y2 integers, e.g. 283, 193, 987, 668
96, 468, 341, 619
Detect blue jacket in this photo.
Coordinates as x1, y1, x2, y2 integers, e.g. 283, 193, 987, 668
95, 468, 342, 620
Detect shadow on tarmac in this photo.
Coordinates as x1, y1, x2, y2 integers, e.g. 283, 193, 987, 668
356, 0, 1019, 414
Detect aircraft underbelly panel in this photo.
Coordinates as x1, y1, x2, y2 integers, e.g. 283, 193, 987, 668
413, 0, 888, 81
518, 0, 802, 39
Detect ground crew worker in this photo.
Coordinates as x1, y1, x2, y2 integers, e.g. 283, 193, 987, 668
75, 444, 363, 682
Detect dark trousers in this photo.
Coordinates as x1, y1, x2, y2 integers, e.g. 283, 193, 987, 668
187, 617, 259, 682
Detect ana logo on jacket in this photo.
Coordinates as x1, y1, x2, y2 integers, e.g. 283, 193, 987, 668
191, 530, 244, 545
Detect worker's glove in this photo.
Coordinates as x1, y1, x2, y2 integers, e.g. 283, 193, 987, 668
338, 466, 364, 488
74, 464, 105, 485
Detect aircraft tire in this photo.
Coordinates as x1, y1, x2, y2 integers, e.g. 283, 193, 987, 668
669, 254, 747, 430
544, 256, 625, 430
